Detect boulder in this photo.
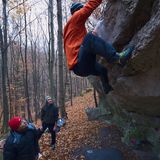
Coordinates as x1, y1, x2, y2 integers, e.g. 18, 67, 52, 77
90, 0, 160, 154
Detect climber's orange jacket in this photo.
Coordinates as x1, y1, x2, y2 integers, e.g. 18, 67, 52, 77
63, 0, 102, 70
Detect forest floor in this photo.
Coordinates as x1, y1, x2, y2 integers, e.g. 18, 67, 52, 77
38, 91, 140, 160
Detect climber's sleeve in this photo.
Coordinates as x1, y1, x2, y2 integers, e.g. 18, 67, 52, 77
72, 0, 102, 23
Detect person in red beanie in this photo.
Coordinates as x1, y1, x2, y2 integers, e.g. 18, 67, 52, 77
3, 116, 41, 160
8, 117, 23, 131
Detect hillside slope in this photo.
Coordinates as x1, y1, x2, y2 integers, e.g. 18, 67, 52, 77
38, 91, 139, 160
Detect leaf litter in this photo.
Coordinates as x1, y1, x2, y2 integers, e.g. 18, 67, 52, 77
38, 91, 140, 160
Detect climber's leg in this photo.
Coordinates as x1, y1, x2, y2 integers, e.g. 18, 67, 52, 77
92, 62, 113, 94
90, 33, 119, 63
72, 40, 96, 76
72, 43, 112, 94
86, 32, 134, 65
73, 33, 134, 94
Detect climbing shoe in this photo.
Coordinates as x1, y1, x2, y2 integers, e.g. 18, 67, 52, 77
118, 46, 134, 67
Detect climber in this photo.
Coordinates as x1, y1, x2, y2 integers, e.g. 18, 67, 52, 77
63, 0, 134, 94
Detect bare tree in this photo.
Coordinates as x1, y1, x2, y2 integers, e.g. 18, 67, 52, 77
69, 72, 73, 106
48, 0, 55, 99
57, 0, 67, 118
63, 0, 73, 106
22, 0, 32, 121
0, 0, 9, 133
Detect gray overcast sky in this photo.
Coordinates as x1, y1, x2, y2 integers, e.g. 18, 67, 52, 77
0, 0, 48, 42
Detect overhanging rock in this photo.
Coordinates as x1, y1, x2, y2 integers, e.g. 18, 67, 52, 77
97, 0, 160, 117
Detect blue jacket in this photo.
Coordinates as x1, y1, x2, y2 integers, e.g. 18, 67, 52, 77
3, 124, 41, 160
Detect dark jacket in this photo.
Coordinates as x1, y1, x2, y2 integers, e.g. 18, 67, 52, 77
3, 124, 41, 160
41, 103, 59, 124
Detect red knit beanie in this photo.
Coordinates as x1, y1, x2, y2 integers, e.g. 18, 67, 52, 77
8, 117, 22, 131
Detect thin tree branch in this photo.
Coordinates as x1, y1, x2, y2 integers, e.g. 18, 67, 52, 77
8, 0, 42, 13
5, 8, 48, 52
8, 0, 29, 13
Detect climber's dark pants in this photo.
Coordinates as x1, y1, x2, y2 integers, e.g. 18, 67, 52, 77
72, 32, 119, 92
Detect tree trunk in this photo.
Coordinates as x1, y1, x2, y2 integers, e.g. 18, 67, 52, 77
30, 39, 38, 121
19, 17, 26, 118
23, 0, 32, 121
0, 0, 9, 133
48, 0, 55, 99
69, 72, 73, 106
57, 0, 67, 118
93, 88, 98, 108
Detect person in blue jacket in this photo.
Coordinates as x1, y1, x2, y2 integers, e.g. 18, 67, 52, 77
3, 116, 41, 160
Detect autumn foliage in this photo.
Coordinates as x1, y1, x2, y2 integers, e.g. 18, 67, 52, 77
37, 91, 139, 160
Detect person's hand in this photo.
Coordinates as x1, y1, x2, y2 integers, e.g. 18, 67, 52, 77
0, 139, 6, 149
53, 124, 57, 131
38, 127, 43, 132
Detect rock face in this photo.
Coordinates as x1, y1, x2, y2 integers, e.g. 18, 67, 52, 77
96, 0, 160, 117
92, 0, 160, 155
